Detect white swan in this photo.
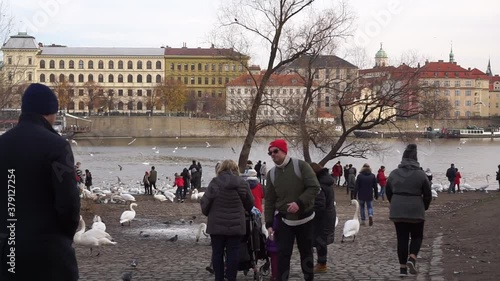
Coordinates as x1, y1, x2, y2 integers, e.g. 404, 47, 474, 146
341, 199, 360, 243
431, 189, 438, 199
153, 190, 167, 202
92, 215, 106, 232
477, 175, 490, 192
74, 216, 116, 256
162, 190, 175, 202
191, 189, 204, 200
120, 203, 137, 226
335, 216, 339, 228
195, 223, 209, 242
120, 192, 136, 203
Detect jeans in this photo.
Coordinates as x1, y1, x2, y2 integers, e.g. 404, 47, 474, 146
210, 235, 242, 281
379, 186, 386, 200
448, 180, 455, 193
276, 218, 314, 281
358, 200, 373, 221
175, 187, 183, 200
394, 222, 424, 265
332, 176, 339, 186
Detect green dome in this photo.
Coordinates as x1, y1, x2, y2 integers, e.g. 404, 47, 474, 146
375, 43, 388, 58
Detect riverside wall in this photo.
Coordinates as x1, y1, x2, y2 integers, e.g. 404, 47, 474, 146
71, 116, 500, 138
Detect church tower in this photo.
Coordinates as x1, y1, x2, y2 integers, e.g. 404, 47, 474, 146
449, 43, 455, 63
374, 43, 388, 68
486, 58, 492, 76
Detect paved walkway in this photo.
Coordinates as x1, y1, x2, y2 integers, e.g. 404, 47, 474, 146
76, 194, 444, 280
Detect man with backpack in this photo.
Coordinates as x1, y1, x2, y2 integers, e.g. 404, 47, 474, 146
264, 139, 320, 281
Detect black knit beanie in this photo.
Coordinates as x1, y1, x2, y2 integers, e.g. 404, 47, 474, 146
402, 144, 418, 161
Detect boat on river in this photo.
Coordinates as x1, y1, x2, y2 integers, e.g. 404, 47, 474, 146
443, 126, 500, 138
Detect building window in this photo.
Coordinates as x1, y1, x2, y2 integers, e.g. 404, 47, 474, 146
88, 74, 94, 82
49, 74, 55, 82
117, 102, 124, 110
198, 63, 202, 71
98, 74, 104, 83
465, 100, 472, 106
27, 72, 32, 81
211, 77, 216, 85
137, 61, 143, 69
211, 92, 215, 98
434, 81, 439, 87
147, 74, 152, 83
465, 80, 472, 87
78, 60, 84, 69
218, 92, 222, 98
454, 111, 460, 117
127, 61, 133, 69
69, 74, 74, 82
59, 74, 65, 82
205, 64, 209, 71
127, 74, 133, 83
128, 89, 133, 96
184, 64, 188, 71
128, 101, 133, 110
191, 77, 195, 84
454, 80, 460, 87
118, 74, 123, 83
40, 74, 45, 82
78, 89, 84, 96
28, 57, 32, 65
88, 60, 94, 69
205, 77, 209, 84
78, 101, 85, 110
218, 77, 222, 84
169, 63, 174, 70
59, 60, 65, 69
224, 64, 229, 71
465, 90, 471, 96
184, 77, 188, 84
68, 60, 74, 69
455, 100, 460, 106
147, 89, 152, 97
197, 91, 202, 97
118, 89, 123, 96
108, 74, 114, 83
444, 90, 450, 96
177, 64, 181, 71
137, 74, 142, 83
78, 74, 84, 83
225, 77, 229, 84
137, 90, 143, 96
212, 64, 216, 71
118, 60, 123, 69
97, 60, 104, 69
48, 60, 54, 69
69, 89, 75, 97
108, 60, 114, 69
455, 90, 460, 96
156, 75, 161, 83
325, 96, 330, 107
197, 77, 202, 84
137, 102, 143, 110
156, 61, 161, 69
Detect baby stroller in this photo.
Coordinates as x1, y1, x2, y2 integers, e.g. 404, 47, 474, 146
206, 210, 270, 280
238, 211, 270, 280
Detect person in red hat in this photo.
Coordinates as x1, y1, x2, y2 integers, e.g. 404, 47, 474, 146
264, 139, 320, 281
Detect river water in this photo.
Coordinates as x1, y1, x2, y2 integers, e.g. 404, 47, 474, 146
72, 137, 500, 191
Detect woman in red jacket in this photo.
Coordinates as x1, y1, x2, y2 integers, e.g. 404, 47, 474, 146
377, 166, 388, 201
454, 168, 461, 193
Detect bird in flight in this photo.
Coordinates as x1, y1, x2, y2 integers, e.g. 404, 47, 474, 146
206, 142, 211, 147
118, 165, 123, 171
127, 138, 137, 146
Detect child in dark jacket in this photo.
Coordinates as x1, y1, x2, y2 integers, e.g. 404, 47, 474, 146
266, 211, 279, 281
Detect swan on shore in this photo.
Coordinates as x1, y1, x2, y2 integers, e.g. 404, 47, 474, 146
74, 216, 116, 256
342, 199, 360, 243
120, 203, 137, 226
92, 215, 106, 232
196, 223, 209, 242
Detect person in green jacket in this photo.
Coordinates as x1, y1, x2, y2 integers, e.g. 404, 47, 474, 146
264, 139, 320, 281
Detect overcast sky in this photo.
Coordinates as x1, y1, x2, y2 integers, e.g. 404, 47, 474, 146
8, 0, 500, 74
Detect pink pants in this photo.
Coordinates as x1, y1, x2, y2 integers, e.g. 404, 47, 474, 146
269, 252, 278, 280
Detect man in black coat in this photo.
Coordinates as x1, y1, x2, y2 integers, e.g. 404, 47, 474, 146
0, 83, 80, 281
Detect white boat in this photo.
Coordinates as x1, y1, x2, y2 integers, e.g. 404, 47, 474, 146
444, 126, 500, 138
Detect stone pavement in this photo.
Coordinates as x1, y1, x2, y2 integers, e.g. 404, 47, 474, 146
76, 192, 445, 281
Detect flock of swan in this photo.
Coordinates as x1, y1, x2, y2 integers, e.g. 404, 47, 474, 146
430, 174, 491, 198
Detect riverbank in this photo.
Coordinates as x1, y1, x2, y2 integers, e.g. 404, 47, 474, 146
76, 187, 499, 280
69, 115, 500, 138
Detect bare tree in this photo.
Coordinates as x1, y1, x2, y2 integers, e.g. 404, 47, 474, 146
154, 78, 188, 113
52, 76, 75, 111
419, 90, 453, 125
215, 0, 353, 171
82, 81, 101, 115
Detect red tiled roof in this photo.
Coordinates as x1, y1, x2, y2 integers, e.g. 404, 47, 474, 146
418, 62, 489, 79
226, 73, 310, 87
164, 47, 246, 58
489, 75, 500, 90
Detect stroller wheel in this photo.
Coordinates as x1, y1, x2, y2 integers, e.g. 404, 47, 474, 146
253, 272, 264, 281
259, 261, 270, 276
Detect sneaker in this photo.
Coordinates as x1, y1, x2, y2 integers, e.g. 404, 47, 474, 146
181, 200, 184, 203
314, 264, 328, 273
399, 267, 408, 276
406, 257, 417, 275
369, 217, 373, 226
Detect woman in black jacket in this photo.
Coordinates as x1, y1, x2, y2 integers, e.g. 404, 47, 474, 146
386, 144, 432, 276
200, 159, 254, 281
310, 163, 336, 274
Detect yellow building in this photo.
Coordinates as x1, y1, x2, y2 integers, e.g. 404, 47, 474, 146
1, 33, 249, 115
164, 44, 248, 112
